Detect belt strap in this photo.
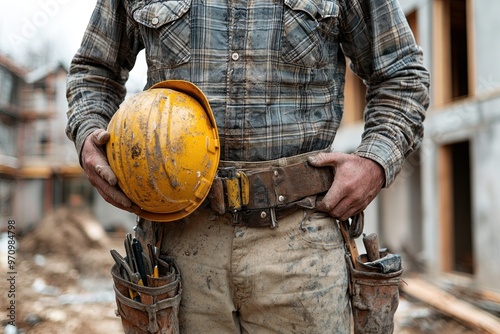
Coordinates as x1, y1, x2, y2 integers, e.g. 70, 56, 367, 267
208, 158, 334, 227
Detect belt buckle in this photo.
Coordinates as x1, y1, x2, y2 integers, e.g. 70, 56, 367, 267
232, 212, 243, 225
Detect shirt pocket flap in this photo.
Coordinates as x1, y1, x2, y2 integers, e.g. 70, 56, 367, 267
133, 0, 191, 28
284, 0, 339, 20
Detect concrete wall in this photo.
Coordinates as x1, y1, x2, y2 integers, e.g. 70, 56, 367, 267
93, 191, 137, 231
334, 0, 500, 292
13, 179, 45, 230
404, 0, 500, 291
423, 94, 500, 291
473, 0, 500, 95
422, 0, 500, 291
473, 120, 500, 291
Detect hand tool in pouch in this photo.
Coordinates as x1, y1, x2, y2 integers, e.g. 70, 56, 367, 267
339, 212, 403, 334
148, 243, 159, 278
111, 233, 183, 334
362, 233, 380, 261
360, 232, 402, 274
339, 219, 361, 270
132, 237, 149, 286
125, 233, 137, 273
110, 249, 141, 301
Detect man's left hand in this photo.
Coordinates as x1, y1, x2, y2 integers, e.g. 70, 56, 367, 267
308, 152, 385, 221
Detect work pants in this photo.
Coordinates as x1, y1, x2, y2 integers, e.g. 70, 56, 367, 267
137, 207, 350, 334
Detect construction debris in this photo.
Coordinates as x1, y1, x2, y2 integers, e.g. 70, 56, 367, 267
0, 207, 494, 334
0, 206, 124, 334
401, 276, 500, 334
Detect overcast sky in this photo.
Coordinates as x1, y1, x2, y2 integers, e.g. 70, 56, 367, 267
0, 0, 147, 92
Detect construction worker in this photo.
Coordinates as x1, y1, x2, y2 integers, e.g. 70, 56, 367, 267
66, 0, 430, 332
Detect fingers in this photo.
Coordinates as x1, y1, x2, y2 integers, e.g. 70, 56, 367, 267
316, 194, 367, 222
309, 152, 354, 220
95, 162, 117, 186
313, 153, 385, 221
85, 130, 118, 185
316, 179, 364, 221
82, 130, 132, 211
91, 172, 133, 210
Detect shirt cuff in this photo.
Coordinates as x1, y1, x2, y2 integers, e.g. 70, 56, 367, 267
75, 123, 108, 166
354, 135, 405, 187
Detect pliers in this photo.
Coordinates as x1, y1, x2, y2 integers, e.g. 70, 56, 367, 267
110, 249, 141, 301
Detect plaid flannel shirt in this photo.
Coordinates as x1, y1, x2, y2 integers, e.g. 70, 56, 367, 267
66, 0, 430, 186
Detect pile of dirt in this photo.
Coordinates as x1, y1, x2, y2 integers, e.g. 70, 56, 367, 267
20, 207, 112, 275
0, 208, 126, 333
22, 207, 109, 254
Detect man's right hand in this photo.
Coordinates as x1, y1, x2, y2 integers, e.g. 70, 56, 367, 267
81, 129, 136, 213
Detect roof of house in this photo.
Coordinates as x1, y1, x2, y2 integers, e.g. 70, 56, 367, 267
0, 52, 28, 78
25, 61, 68, 84
0, 52, 68, 82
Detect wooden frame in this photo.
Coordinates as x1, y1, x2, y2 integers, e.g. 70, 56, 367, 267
433, 0, 475, 106
343, 59, 366, 124
433, 0, 453, 107
438, 144, 454, 272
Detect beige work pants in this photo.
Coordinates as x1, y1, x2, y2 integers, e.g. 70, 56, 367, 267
144, 207, 350, 333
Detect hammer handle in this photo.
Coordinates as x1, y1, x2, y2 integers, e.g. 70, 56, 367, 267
363, 233, 380, 262
339, 220, 360, 270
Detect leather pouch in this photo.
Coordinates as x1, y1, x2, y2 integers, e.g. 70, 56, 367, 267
111, 257, 182, 334
346, 252, 403, 334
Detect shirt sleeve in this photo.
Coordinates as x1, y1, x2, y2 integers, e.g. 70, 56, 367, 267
338, 0, 430, 187
65, 0, 143, 161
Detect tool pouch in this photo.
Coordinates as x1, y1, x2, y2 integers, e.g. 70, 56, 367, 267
111, 257, 182, 334
346, 253, 403, 334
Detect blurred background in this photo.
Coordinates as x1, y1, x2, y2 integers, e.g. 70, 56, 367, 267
0, 0, 499, 333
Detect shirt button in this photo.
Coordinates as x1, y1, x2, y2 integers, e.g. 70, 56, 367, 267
231, 52, 239, 61
151, 17, 159, 25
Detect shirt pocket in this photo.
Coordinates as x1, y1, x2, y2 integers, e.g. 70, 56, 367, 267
132, 0, 191, 68
282, 0, 339, 68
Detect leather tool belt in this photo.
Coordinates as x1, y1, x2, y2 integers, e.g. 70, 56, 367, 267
208, 150, 334, 227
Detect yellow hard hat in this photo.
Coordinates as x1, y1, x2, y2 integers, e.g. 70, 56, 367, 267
106, 80, 220, 222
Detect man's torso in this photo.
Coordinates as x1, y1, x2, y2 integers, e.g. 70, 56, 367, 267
127, 0, 346, 161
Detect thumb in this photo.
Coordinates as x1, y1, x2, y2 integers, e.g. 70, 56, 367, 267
307, 151, 345, 167
92, 129, 110, 146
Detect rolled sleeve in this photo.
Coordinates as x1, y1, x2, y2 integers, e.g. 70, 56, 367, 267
65, 0, 142, 161
339, 0, 430, 186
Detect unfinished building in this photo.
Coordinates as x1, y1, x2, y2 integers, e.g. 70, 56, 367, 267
338, 0, 500, 294
0, 53, 135, 231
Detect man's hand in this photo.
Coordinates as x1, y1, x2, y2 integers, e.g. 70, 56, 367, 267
308, 152, 385, 221
81, 129, 136, 212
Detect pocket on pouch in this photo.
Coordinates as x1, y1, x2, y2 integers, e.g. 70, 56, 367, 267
111, 257, 182, 334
